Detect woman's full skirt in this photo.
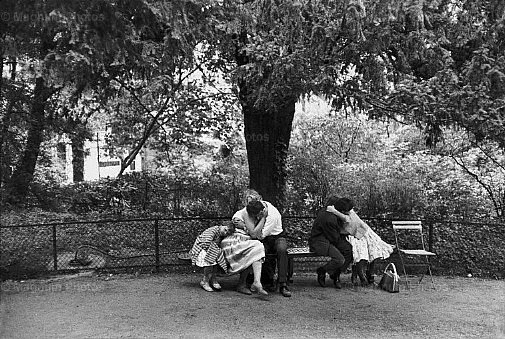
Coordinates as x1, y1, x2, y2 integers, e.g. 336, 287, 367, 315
220, 232, 265, 274
347, 229, 393, 264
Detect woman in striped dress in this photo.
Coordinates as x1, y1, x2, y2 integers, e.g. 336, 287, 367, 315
190, 223, 234, 292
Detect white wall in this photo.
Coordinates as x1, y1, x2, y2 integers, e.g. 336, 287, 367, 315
49, 132, 143, 183
83, 132, 143, 181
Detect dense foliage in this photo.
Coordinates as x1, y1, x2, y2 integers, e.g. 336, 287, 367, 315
1, 0, 236, 202
2, 0, 505, 208
287, 103, 502, 220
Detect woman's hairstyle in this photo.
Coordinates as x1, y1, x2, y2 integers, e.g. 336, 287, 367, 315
246, 200, 264, 216
243, 189, 262, 205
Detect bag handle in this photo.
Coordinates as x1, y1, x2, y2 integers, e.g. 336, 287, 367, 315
383, 262, 398, 275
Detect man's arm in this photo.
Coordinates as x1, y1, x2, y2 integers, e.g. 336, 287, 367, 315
246, 212, 266, 239
261, 202, 282, 238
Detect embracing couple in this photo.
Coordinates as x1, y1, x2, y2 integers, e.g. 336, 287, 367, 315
190, 189, 291, 297
309, 195, 394, 288
223, 189, 292, 297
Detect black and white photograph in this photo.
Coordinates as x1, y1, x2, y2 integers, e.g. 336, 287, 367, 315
1, 0, 504, 338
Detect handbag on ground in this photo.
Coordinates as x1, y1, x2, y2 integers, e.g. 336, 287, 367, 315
379, 262, 400, 293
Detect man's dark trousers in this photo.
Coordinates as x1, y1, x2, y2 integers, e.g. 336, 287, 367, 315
261, 233, 289, 287
310, 236, 352, 279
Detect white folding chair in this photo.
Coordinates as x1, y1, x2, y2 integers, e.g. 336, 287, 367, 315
392, 220, 436, 290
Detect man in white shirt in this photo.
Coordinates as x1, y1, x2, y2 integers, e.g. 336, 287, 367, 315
232, 189, 291, 297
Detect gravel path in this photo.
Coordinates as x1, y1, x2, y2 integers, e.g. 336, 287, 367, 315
1, 272, 503, 338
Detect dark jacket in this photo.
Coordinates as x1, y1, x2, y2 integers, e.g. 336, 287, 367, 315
309, 209, 343, 247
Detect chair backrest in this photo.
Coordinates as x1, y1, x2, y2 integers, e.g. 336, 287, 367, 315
392, 220, 422, 230
392, 220, 427, 250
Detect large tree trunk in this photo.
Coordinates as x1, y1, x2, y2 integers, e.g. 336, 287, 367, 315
235, 30, 297, 209
241, 93, 296, 209
0, 55, 6, 188
6, 77, 51, 204
0, 56, 16, 188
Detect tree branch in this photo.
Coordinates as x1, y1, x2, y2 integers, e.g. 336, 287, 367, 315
450, 154, 502, 216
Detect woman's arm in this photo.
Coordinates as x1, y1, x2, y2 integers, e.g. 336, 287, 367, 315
326, 205, 351, 223
232, 217, 247, 230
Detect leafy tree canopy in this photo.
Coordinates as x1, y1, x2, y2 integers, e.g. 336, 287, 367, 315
199, 0, 505, 145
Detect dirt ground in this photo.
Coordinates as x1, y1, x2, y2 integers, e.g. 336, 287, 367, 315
0, 271, 504, 339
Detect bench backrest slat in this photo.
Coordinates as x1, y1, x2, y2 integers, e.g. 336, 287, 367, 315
392, 220, 422, 230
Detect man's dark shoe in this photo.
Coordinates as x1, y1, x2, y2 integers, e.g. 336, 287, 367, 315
316, 267, 326, 287
280, 285, 292, 297
333, 278, 343, 289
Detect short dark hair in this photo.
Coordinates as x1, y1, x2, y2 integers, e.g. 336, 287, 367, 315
246, 200, 264, 216
334, 197, 354, 212
325, 195, 340, 207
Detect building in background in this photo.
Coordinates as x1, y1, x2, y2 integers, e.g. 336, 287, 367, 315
52, 131, 143, 183
83, 131, 143, 181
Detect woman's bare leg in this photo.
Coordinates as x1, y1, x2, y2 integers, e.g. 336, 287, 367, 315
251, 261, 268, 295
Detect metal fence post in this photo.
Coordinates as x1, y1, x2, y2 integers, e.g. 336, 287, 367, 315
52, 225, 58, 271
428, 221, 433, 252
154, 219, 160, 272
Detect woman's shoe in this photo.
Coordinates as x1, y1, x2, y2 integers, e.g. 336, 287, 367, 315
210, 281, 222, 291
333, 278, 343, 289
200, 280, 214, 292
250, 283, 268, 296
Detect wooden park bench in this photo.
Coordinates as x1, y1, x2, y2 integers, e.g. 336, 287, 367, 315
284, 247, 332, 281
285, 247, 317, 257
178, 246, 331, 281
178, 246, 322, 261
178, 246, 326, 262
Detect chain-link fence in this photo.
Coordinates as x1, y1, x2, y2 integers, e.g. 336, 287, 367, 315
1, 216, 504, 280
0, 217, 229, 279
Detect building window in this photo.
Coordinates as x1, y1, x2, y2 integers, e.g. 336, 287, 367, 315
57, 143, 66, 161
99, 160, 120, 167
